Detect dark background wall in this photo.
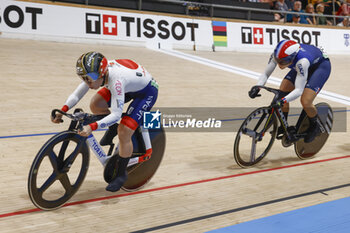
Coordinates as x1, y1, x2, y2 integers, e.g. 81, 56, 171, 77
46, 0, 274, 21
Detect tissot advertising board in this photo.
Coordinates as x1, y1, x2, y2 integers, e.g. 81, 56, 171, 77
0, 0, 349, 54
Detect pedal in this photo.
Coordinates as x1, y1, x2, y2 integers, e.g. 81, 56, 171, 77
281, 126, 298, 147
287, 126, 296, 134
281, 135, 293, 147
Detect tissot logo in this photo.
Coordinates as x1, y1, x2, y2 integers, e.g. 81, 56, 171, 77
85, 12, 199, 40
241, 27, 252, 44
103, 15, 117, 35
241, 27, 264, 45
241, 27, 321, 46
253, 27, 264, 44
0, 5, 42, 29
86, 13, 100, 34
86, 13, 117, 36
121, 16, 198, 40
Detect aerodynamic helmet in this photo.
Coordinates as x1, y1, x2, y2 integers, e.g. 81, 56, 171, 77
273, 40, 300, 66
76, 52, 108, 83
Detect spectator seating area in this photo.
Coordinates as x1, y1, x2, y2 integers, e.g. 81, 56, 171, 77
45, 0, 349, 25
47, 0, 275, 21
200, 0, 274, 21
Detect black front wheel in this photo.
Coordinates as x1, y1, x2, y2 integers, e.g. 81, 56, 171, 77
28, 131, 90, 210
234, 107, 277, 168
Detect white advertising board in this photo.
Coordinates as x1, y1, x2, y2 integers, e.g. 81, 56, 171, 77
226, 22, 350, 54
0, 0, 213, 49
0, 0, 349, 54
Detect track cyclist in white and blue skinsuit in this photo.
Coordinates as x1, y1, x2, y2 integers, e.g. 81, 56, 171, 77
249, 40, 331, 143
51, 52, 159, 192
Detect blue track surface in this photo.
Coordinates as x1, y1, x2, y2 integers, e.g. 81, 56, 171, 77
208, 197, 350, 233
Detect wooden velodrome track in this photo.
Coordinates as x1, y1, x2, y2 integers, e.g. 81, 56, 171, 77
0, 37, 349, 232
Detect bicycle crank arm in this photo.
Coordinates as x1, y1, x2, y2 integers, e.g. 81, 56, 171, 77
282, 133, 305, 147
295, 133, 307, 138
127, 153, 152, 167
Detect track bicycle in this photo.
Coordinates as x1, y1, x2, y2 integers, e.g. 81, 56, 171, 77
234, 86, 333, 168
28, 108, 166, 210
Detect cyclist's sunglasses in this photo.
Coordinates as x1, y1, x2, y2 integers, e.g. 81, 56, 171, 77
275, 57, 292, 66
78, 72, 99, 83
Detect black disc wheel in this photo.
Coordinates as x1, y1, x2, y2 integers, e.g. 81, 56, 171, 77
123, 126, 166, 191
295, 102, 333, 159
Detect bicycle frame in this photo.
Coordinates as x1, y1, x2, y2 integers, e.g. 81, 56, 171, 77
256, 86, 295, 142
53, 109, 152, 168
86, 134, 110, 166
234, 86, 333, 168
86, 127, 152, 167
269, 107, 290, 137
28, 109, 166, 210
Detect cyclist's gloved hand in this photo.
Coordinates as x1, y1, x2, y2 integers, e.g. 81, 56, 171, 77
51, 112, 63, 123
248, 86, 261, 99
78, 125, 92, 137
272, 98, 285, 109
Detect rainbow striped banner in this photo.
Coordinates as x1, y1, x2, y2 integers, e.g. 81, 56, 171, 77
212, 21, 227, 47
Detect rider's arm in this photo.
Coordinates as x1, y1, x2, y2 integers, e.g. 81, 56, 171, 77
61, 82, 89, 112
257, 54, 277, 86
284, 58, 310, 103
89, 80, 125, 131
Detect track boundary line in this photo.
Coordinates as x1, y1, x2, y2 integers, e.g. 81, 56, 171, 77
132, 183, 350, 233
1, 154, 350, 219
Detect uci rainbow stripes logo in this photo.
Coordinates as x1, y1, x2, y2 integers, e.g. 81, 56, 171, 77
212, 21, 227, 47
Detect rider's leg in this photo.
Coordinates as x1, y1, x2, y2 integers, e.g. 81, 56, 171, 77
90, 88, 119, 145
90, 89, 110, 115
277, 79, 294, 135
118, 123, 135, 158
141, 127, 153, 156
105, 119, 135, 192
301, 88, 318, 118
301, 88, 321, 143
302, 58, 331, 143
106, 81, 158, 192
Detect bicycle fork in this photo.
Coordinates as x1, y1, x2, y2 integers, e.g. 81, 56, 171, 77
244, 108, 271, 163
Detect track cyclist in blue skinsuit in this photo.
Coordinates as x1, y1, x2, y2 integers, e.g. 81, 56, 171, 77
248, 40, 331, 143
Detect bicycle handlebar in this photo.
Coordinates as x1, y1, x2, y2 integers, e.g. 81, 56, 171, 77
253, 85, 280, 96
51, 109, 88, 122
252, 85, 282, 108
